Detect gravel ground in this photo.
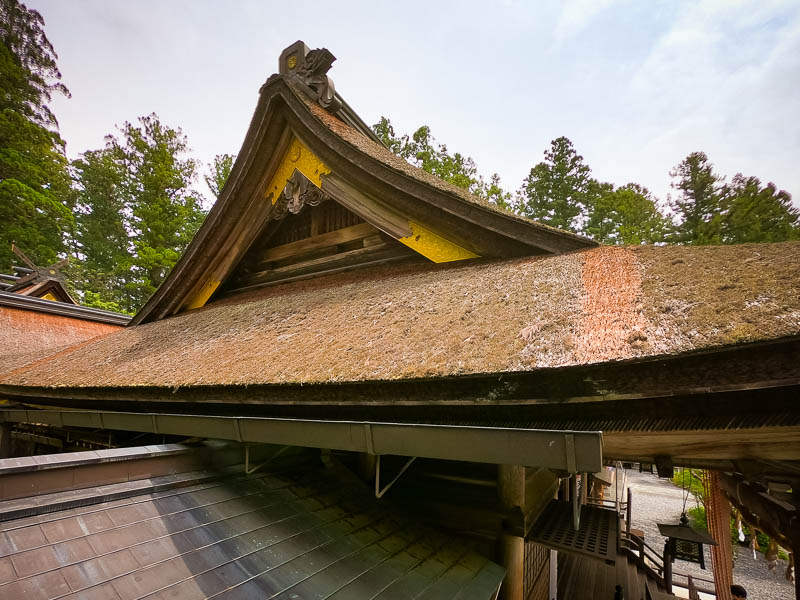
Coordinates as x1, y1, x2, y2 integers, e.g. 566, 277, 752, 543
623, 468, 794, 600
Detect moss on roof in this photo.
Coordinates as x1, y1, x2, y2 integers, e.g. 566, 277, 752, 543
295, 85, 594, 245
2, 242, 798, 390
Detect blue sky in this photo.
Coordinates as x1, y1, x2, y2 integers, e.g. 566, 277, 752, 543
32, 0, 800, 206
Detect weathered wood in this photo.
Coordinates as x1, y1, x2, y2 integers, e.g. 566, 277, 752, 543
321, 173, 412, 239
227, 254, 419, 294
717, 472, 796, 551
604, 427, 800, 464
256, 222, 378, 264
234, 242, 412, 288
498, 465, 525, 600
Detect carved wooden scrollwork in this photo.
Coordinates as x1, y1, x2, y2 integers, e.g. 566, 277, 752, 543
270, 170, 329, 221
279, 41, 342, 113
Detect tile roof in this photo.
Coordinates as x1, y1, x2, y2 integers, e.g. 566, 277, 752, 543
2, 241, 798, 390
0, 462, 504, 600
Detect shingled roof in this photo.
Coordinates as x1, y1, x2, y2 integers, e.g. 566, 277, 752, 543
3, 242, 798, 392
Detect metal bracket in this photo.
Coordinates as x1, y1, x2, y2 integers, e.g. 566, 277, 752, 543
245, 444, 289, 475
375, 455, 416, 498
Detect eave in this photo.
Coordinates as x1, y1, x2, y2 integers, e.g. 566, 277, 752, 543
132, 76, 595, 325
0, 290, 130, 326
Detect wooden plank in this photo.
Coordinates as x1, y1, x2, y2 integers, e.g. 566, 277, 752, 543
226, 254, 417, 294
604, 427, 800, 463
257, 222, 378, 264
239, 243, 409, 287
321, 173, 412, 239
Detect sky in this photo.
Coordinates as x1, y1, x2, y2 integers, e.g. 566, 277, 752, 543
31, 0, 800, 206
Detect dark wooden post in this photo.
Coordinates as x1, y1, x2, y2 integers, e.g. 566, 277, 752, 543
626, 488, 632, 535
0, 423, 10, 459
793, 547, 799, 600
663, 540, 673, 595
498, 464, 525, 600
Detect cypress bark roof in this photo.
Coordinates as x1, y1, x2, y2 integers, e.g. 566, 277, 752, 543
131, 73, 595, 325
3, 242, 798, 390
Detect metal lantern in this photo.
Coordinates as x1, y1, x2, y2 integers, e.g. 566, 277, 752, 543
658, 513, 717, 569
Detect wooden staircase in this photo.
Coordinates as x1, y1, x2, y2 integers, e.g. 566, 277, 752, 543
557, 546, 674, 599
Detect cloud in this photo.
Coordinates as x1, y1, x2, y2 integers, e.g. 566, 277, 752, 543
553, 0, 617, 42
620, 0, 800, 203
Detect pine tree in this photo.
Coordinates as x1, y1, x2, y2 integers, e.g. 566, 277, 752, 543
669, 152, 724, 244
205, 153, 235, 199
0, 0, 72, 269
585, 182, 671, 245
721, 175, 799, 243
70, 148, 129, 309
110, 114, 206, 311
517, 137, 591, 232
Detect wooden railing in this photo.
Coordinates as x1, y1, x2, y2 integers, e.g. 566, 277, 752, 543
620, 529, 716, 597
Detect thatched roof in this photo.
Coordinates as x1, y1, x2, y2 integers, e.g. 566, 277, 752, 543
132, 73, 595, 325
3, 242, 798, 390
0, 300, 123, 376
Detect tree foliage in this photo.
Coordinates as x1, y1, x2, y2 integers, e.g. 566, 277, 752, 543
372, 116, 512, 207
0, 0, 69, 127
518, 137, 592, 232
669, 152, 725, 244
205, 153, 235, 199
72, 114, 207, 313
585, 182, 671, 245
69, 148, 128, 308
721, 175, 798, 244
0, 0, 71, 270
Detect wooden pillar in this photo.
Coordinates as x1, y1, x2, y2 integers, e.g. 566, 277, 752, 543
0, 423, 10, 459
793, 547, 800, 600
358, 453, 377, 484
704, 471, 733, 600
663, 540, 673, 595
498, 464, 526, 600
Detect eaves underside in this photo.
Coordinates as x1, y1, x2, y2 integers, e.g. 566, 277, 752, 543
2, 337, 797, 408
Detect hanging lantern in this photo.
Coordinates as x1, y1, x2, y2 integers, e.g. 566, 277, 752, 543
658, 513, 718, 569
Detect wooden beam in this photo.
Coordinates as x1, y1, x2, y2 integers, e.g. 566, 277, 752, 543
233, 242, 413, 288
227, 254, 416, 293
321, 173, 412, 239
604, 427, 800, 464
717, 472, 797, 551
256, 222, 378, 264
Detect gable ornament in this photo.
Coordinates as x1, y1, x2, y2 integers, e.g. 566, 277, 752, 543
278, 40, 342, 113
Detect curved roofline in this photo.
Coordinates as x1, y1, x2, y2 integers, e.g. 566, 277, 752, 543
0, 290, 130, 325
133, 76, 595, 325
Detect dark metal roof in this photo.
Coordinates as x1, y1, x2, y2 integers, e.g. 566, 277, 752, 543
0, 290, 130, 326
0, 460, 505, 599
529, 500, 617, 564
656, 522, 716, 545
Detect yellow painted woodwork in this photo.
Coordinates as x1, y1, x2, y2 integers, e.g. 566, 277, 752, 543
399, 222, 479, 263
265, 137, 330, 204
41, 292, 58, 302
185, 279, 220, 310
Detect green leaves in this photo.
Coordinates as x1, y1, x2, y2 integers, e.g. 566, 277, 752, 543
71, 114, 207, 313
585, 183, 671, 245
0, 0, 69, 128
721, 175, 799, 244
375, 119, 798, 247
518, 137, 592, 232
372, 116, 513, 207
205, 153, 235, 199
